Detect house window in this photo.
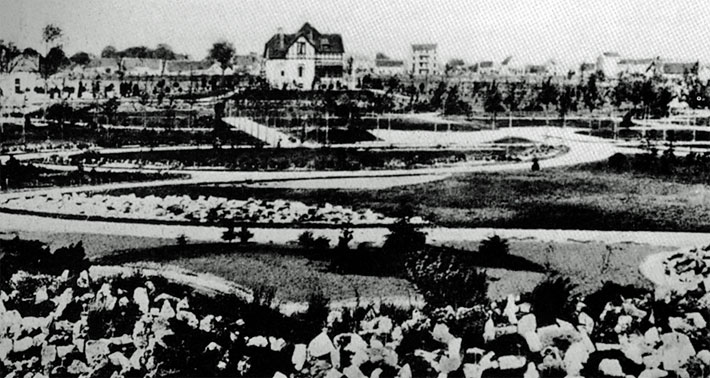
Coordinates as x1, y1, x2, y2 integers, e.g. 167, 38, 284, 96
281, 70, 285, 76
297, 42, 306, 55
298, 65, 304, 78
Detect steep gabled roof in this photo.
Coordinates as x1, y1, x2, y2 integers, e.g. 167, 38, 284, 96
86, 58, 120, 69
264, 22, 344, 59
412, 43, 437, 51
164, 60, 213, 73
121, 57, 164, 71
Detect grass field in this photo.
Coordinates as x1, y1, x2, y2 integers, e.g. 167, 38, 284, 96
104, 162, 710, 232
92, 238, 670, 303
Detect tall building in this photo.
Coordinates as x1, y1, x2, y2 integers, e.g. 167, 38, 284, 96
411, 43, 439, 76
263, 22, 345, 90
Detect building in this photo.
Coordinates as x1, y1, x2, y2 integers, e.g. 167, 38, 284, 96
618, 58, 654, 77
410, 43, 439, 76
120, 58, 165, 77
233, 52, 263, 76
596, 52, 621, 78
263, 22, 345, 90
374, 53, 405, 76
164, 60, 214, 77
0, 52, 42, 98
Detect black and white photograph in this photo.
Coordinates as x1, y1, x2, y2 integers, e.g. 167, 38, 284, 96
2, 1, 710, 377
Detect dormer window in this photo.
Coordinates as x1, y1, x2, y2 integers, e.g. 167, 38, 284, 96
297, 42, 306, 55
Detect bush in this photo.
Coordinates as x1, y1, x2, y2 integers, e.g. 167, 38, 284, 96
237, 226, 254, 244
0, 237, 88, 288
478, 235, 509, 256
297, 231, 315, 249
222, 226, 237, 243
405, 248, 488, 309
382, 220, 426, 254
530, 274, 577, 326
312, 235, 331, 250
608, 153, 629, 171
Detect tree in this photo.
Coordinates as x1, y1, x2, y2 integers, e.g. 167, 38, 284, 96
537, 78, 558, 125
153, 43, 176, 60
429, 82, 447, 112
70, 51, 91, 66
208, 41, 235, 75
558, 85, 576, 127
42, 24, 63, 52
42, 46, 69, 78
504, 82, 523, 127
483, 81, 505, 128
0, 40, 21, 73
444, 85, 469, 115
101, 45, 118, 58
583, 73, 602, 112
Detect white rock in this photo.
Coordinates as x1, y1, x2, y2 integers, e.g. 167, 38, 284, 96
432, 323, 454, 344
659, 332, 696, 371
638, 368, 669, 378
344, 365, 366, 378
133, 288, 149, 313
439, 354, 462, 374
503, 294, 519, 324
273, 372, 288, 378
564, 342, 589, 376
269, 337, 286, 351
448, 337, 462, 358
67, 359, 88, 375
56, 345, 74, 358
247, 336, 268, 348
599, 359, 625, 377
523, 362, 540, 378
34, 286, 48, 304
483, 318, 495, 342
176, 310, 199, 328
159, 300, 175, 319
308, 331, 335, 358
517, 314, 537, 335
199, 315, 215, 332
0, 338, 12, 360
644, 327, 660, 345
686, 312, 706, 328
40, 345, 56, 366
76, 271, 90, 288
292, 344, 306, 370
578, 312, 595, 333
85, 339, 110, 364
524, 331, 542, 353
109, 352, 131, 371
498, 355, 526, 370
697, 350, 710, 365
13, 337, 32, 353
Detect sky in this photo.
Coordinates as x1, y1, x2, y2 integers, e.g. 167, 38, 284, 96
2, 0, 710, 69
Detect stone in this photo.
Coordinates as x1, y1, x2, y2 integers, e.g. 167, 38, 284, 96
40, 345, 56, 366
247, 336, 268, 347
638, 368, 669, 378
644, 327, 660, 345
0, 338, 12, 360
503, 294, 519, 324
463, 363, 485, 378
343, 365, 366, 378
374, 317, 393, 335
517, 314, 537, 335
599, 359, 625, 377
685, 312, 706, 328
133, 288, 149, 313
273, 372, 288, 378
34, 286, 48, 304
448, 337, 462, 358
269, 337, 286, 351
564, 342, 589, 376
67, 359, 88, 375
498, 355, 526, 370
177, 310, 199, 328
85, 339, 110, 364
324, 368, 342, 378
659, 332, 696, 371
199, 315, 215, 332
159, 300, 175, 319
578, 312, 595, 333
205, 342, 221, 352
439, 354, 462, 374
308, 331, 335, 358
523, 331, 542, 353
432, 323, 454, 344
399, 364, 412, 378
53, 288, 73, 317
698, 350, 710, 365
76, 271, 90, 288
292, 344, 307, 370
483, 318, 495, 342
130, 349, 145, 370
56, 345, 74, 358
523, 362, 540, 378
109, 352, 131, 371
615, 315, 633, 333
13, 337, 33, 353
176, 298, 189, 312
620, 336, 645, 365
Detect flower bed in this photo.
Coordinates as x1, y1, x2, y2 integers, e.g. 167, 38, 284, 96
0, 192, 418, 226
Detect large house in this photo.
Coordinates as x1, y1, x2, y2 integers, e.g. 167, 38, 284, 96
410, 43, 439, 76
263, 22, 345, 90
374, 53, 405, 76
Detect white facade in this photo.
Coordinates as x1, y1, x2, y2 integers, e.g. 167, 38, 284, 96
411, 44, 439, 76
265, 36, 317, 90
596, 52, 620, 78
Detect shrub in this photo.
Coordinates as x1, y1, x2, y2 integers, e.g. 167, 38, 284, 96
530, 274, 577, 326
478, 235, 509, 256
176, 234, 188, 246
405, 248, 488, 309
297, 231, 315, 249
221, 225, 237, 243
608, 153, 629, 171
312, 235, 331, 250
337, 228, 354, 250
237, 226, 254, 244
382, 219, 427, 254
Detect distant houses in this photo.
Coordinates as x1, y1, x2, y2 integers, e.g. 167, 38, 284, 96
374, 53, 405, 76
263, 22, 345, 90
411, 43, 439, 76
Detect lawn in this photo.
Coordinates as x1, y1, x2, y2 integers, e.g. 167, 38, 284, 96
104, 162, 710, 232
92, 238, 671, 303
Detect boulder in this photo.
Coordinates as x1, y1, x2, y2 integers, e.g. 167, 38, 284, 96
108, 352, 131, 371
41, 345, 57, 366
13, 337, 33, 353
176, 310, 199, 328
133, 288, 149, 314
85, 339, 110, 365
0, 338, 12, 361
67, 359, 88, 375
483, 318, 495, 342
159, 300, 175, 319
52, 288, 73, 317
523, 331, 542, 353
638, 368, 669, 378
598, 359, 625, 377
273, 372, 288, 378
517, 314, 536, 335
659, 332, 695, 371
432, 323, 454, 344
292, 344, 307, 370
578, 312, 595, 333
698, 350, 710, 365
523, 362, 540, 378
269, 337, 286, 351
199, 315, 215, 332
439, 354, 462, 374
564, 342, 589, 376
399, 364, 412, 378
644, 328, 660, 345
56, 345, 75, 358
498, 355, 526, 370
247, 336, 268, 348
343, 365, 366, 378
308, 331, 335, 358
76, 271, 90, 288
503, 294, 519, 324
35, 286, 48, 304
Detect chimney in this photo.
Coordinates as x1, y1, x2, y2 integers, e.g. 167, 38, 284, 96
277, 27, 284, 49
